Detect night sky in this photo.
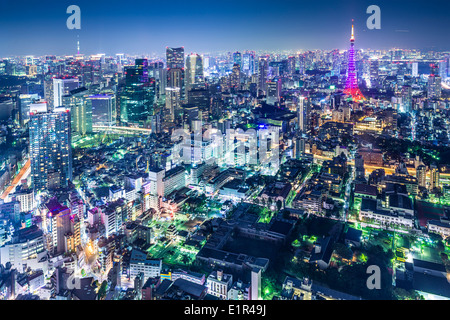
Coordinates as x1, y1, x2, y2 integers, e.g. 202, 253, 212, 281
0, 0, 449, 56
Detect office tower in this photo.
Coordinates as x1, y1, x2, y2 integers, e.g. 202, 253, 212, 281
62, 87, 93, 137
166, 47, 185, 101
268, 61, 282, 78
149, 61, 166, 97
242, 52, 255, 76
167, 68, 185, 101
230, 63, 241, 92
369, 59, 379, 88
411, 62, 419, 77
53, 77, 80, 108
18, 93, 40, 127
185, 53, 204, 94
89, 93, 116, 127
400, 85, 412, 113
287, 56, 296, 75
233, 51, 242, 67
44, 78, 54, 109
297, 96, 310, 133
211, 94, 223, 119
416, 164, 427, 188
257, 56, 269, 95
135, 58, 149, 83
430, 164, 440, 191
441, 55, 449, 78
165, 87, 181, 122
120, 60, 156, 127
294, 137, 305, 159
29, 103, 72, 191
427, 64, 442, 99
344, 21, 365, 102
266, 78, 281, 104
166, 47, 184, 69
187, 88, 210, 112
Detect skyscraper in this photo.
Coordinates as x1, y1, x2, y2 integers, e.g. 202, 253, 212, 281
400, 85, 412, 113
166, 47, 185, 69
165, 87, 181, 123
166, 47, 185, 101
242, 52, 255, 76
89, 93, 116, 127
430, 164, 440, 191
344, 21, 365, 102
427, 64, 442, 99
185, 53, 204, 94
120, 59, 156, 127
29, 103, 72, 191
297, 96, 310, 133
416, 164, 427, 188
230, 64, 241, 92
18, 93, 40, 127
257, 56, 269, 95
62, 87, 93, 138
53, 77, 80, 108
266, 78, 281, 104
233, 51, 242, 69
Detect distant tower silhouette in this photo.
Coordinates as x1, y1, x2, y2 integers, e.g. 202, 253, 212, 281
77, 35, 80, 55
344, 20, 365, 102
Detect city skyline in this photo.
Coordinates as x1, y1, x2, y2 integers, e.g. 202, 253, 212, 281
1, 0, 450, 304
1, 0, 450, 57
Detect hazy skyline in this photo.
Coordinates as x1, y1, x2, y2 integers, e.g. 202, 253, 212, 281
1, 0, 449, 57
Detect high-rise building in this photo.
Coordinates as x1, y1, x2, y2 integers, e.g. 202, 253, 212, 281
166, 47, 185, 69
89, 93, 116, 127
149, 61, 166, 97
430, 164, 440, 191
29, 104, 72, 191
257, 57, 269, 95
167, 68, 185, 102
416, 164, 427, 188
297, 96, 310, 133
120, 60, 156, 127
344, 21, 365, 102
427, 64, 442, 99
266, 78, 281, 104
166, 47, 185, 102
165, 87, 181, 122
400, 85, 412, 113
45, 198, 79, 254
18, 93, 40, 127
287, 56, 296, 75
233, 51, 242, 68
62, 87, 93, 137
242, 52, 255, 76
230, 64, 241, 92
53, 77, 80, 108
185, 53, 204, 94
250, 268, 261, 300
411, 62, 419, 77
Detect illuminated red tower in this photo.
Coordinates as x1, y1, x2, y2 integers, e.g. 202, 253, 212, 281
344, 21, 365, 102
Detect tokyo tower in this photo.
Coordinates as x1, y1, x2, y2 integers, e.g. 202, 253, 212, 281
344, 20, 365, 102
